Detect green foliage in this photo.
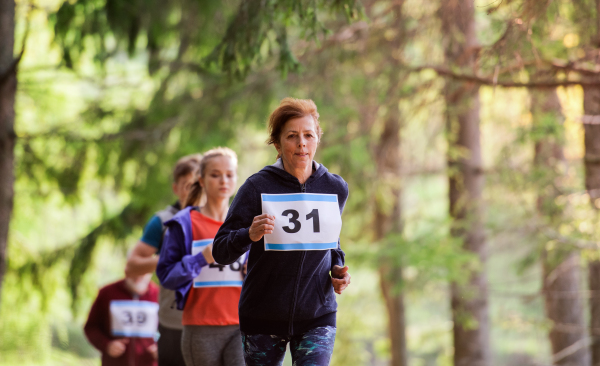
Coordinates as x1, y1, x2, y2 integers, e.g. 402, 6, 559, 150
6, 0, 600, 364
209, 0, 362, 78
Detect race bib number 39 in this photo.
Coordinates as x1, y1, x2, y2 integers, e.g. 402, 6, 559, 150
110, 300, 158, 338
191, 239, 246, 288
261, 193, 342, 251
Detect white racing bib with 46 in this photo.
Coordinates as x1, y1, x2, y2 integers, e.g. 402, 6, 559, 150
191, 239, 247, 288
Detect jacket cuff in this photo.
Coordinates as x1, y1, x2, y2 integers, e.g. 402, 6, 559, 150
331, 257, 344, 270
234, 227, 253, 249
192, 252, 208, 267
182, 252, 208, 274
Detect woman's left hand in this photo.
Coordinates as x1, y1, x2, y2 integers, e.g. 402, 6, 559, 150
331, 265, 351, 294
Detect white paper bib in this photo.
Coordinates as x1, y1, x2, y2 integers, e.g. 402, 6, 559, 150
110, 300, 159, 338
261, 193, 342, 251
191, 239, 247, 288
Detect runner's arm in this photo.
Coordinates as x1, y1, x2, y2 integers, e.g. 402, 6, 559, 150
156, 225, 207, 291
125, 241, 158, 277
331, 181, 349, 270
83, 289, 112, 353
213, 181, 257, 265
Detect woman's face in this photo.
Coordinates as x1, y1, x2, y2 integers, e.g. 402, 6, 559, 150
275, 115, 318, 173
199, 156, 237, 201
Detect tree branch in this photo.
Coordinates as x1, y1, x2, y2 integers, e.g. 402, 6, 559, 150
412, 65, 600, 88
19, 116, 180, 142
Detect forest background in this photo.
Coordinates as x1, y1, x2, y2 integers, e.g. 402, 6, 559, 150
2, 0, 600, 365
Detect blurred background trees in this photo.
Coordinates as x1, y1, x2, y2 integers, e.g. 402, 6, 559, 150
3, 0, 600, 365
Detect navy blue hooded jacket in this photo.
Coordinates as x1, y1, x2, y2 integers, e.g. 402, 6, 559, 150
213, 160, 348, 336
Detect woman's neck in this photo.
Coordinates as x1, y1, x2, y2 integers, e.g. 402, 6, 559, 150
282, 159, 313, 185
200, 197, 229, 222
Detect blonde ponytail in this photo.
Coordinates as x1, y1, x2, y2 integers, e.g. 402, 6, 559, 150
184, 181, 203, 208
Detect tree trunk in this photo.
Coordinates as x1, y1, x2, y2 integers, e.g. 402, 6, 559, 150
0, 0, 16, 304
585, 2, 600, 363
374, 112, 407, 366
584, 80, 600, 365
372, 2, 407, 365
440, 0, 490, 365
532, 89, 590, 366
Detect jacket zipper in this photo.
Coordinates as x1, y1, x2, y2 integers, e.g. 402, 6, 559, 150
288, 182, 307, 335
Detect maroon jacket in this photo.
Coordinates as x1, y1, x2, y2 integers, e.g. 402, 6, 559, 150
84, 279, 159, 366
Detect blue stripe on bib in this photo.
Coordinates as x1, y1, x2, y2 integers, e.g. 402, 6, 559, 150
192, 239, 213, 247
262, 194, 337, 202
193, 280, 244, 287
265, 242, 338, 250
113, 330, 156, 338
110, 301, 158, 308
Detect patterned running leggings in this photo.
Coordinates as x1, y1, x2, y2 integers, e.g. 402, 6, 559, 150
241, 326, 337, 366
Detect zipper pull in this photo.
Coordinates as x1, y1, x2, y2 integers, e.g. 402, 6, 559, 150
301, 183, 306, 192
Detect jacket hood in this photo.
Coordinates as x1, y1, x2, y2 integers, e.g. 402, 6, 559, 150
259, 159, 328, 186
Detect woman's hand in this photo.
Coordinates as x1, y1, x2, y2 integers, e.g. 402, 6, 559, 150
331, 265, 351, 295
202, 244, 215, 264
249, 214, 275, 242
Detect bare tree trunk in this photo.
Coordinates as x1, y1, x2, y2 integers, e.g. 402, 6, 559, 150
591, 259, 600, 366
372, 2, 408, 365
0, 0, 16, 304
587, 3, 600, 363
584, 80, 600, 365
375, 112, 407, 366
532, 89, 590, 366
584, 87, 600, 208
440, 0, 490, 365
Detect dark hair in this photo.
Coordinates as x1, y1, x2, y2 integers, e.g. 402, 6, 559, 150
184, 147, 238, 207
173, 154, 203, 182
266, 98, 323, 154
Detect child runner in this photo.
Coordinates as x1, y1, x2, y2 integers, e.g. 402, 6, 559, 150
125, 154, 202, 366
84, 273, 159, 366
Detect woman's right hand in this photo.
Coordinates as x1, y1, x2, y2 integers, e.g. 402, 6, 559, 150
202, 244, 215, 264
249, 214, 275, 242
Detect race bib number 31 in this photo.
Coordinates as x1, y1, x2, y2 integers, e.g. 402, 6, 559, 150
110, 300, 158, 338
261, 193, 342, 251
191, 239, 246, 288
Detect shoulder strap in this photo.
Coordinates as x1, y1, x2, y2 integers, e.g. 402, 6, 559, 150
155, 205, 178, 225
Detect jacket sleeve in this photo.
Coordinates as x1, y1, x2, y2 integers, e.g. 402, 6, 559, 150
213, 180, 258, 265
331, 180, 349, 270
84, 288, 111, 353
156, 223, 207, 291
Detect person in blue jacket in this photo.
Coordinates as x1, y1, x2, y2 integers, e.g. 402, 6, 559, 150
212, 97, 351, 366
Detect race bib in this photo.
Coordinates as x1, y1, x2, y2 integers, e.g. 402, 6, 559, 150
110, 300, 158, 338
191, 239, 247, 288
261, 193, 342, 251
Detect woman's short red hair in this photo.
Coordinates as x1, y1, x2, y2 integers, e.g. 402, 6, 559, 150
266, 98, 323, 146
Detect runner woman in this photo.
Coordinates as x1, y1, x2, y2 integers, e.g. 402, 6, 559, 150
156, 147, 245, 366
212, 98, 351, 366
125, 154, 201, 366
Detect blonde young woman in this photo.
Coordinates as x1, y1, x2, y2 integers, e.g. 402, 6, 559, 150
156, 148, 245, 366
